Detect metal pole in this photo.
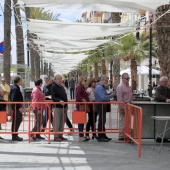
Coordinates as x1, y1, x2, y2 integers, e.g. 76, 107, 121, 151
110, 60, 113, 89
149, 15, 152, 97
27, 43, 29, 67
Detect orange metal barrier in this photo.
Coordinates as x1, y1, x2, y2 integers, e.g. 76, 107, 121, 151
124, 103, 143, 157
0, 101, 143, 157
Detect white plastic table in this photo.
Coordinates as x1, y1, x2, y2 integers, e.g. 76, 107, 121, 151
152, 116, 170, 153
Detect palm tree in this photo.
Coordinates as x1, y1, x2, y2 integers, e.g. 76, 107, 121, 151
156, 4, 170, 84
13, 0, 25, 87
3, 0, 12, 85
112, 33, 150, 91
24, 7, 60, 80
111, 13, 121, 89
105, 42, 120, 89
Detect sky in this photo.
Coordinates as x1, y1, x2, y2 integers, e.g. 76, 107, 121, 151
0, 0, 84, 64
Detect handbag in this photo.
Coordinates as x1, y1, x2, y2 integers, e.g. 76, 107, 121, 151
79, 104, 90, 113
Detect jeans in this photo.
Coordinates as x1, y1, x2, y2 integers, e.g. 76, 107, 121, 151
32, 109, 43, 137
70, 88, 75, 99
86, 104, 97, 136
42, 110, 54, 128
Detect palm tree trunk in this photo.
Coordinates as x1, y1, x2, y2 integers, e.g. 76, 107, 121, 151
156, 4, 170, 84
30, 47, 35, 81
90, 70, 93, 79
40, 57, 44, 74
113, 58, 120, 89
130, 58, 137, 91
44, 62, 48, 75
112, 13, 121, 88
3, 0, 12, 85
35, 49, 40, 79
13, 0, 25, 87
102, 58, 106, 75
94, 61, 98, 80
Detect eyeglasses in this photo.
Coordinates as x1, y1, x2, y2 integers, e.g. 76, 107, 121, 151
124, 78, 130, 80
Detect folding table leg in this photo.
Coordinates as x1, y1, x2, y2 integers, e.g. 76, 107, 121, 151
159, 120, 168, 153
153, 120, 161, 150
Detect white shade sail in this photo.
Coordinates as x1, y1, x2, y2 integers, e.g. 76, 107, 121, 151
120, 66, 160, 75
19, 0, 170, 12
41, 52, 88, 74
28, 19, 134, 41
32, 39, 109, 52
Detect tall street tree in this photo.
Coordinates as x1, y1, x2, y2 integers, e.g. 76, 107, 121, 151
13, 0, 25, 87
156, 4, 170, 84
3, 0, 12, 85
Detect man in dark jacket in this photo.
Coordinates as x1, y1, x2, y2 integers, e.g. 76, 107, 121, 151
10, 75, 24, 141
154, 76, 170, 102
154, 76, 170, 142
51, 74, 68, 142
42, 75, 53, 130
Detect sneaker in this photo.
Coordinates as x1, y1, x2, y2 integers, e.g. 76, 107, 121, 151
79, 137, 89, 142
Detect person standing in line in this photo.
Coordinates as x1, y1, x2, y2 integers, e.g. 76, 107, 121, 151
69, 77, 76, 100
42, 75, 53, 131
116, 73, 133, 141
51, 74, 68, 142
86, 78, 98, 140
76, 76, 90, 142
1, 78, 11, 121
0, 85, 5, 138
1, 78, 10, 102
94, 75, 114, 142
31, 78, 45, 140
10, 75, 24, 141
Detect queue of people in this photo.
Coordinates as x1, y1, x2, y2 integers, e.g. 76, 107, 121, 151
2, 73, 169, 143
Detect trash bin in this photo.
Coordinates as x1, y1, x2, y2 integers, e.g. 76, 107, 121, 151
23, 88, 33, 102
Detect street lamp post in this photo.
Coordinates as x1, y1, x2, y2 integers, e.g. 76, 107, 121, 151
148, 14, 153, 97
109, 60, 113, 89
27, 44, 30, 67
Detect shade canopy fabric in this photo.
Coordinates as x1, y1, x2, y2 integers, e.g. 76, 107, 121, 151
32, 39, 110, 52
41, 51, 88, 74
19, 0, 170, 12
120, 66, 160, 75
28, 19, 134, 41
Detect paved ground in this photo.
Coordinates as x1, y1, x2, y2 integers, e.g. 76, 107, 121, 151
0, 91, 170, 170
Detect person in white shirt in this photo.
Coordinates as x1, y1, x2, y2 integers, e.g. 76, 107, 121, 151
85, 78, 98, 140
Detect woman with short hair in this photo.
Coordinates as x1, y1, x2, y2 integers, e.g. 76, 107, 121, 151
31, 78, 46, 140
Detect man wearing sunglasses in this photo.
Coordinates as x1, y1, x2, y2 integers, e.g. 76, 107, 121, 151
116, 73, 133, 141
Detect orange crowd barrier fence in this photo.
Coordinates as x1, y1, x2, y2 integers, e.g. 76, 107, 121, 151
124, 103, 143, 157
0, 101, 143, 157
